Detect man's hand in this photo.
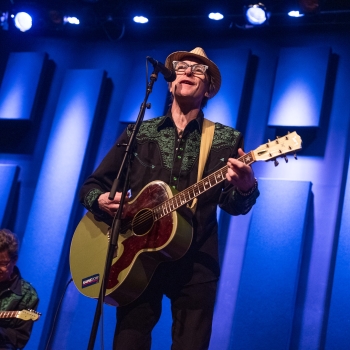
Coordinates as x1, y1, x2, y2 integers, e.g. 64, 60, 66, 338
98, 192, 129, 217
226, 148, 256, 193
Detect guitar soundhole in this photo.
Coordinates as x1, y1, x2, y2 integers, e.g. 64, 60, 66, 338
132, 209, 154, 236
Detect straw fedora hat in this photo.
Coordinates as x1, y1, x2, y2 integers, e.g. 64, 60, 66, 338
165, 47, 221, 98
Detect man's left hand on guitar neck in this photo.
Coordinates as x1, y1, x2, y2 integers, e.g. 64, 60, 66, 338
226, 148, 257, 194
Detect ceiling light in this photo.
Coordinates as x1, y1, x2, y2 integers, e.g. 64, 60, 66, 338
64, 16, 80, 25
288, 10, 304, 17
133, 16, 148, 24
245, 3, 267, 25
208, 12, 224, 21
13, 11, 32, 32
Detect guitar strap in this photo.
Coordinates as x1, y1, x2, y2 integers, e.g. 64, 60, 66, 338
187, 117, 215, 214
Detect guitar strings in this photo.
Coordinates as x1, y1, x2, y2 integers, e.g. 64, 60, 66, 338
122, 166, 230, 234
117, 146, 297, 234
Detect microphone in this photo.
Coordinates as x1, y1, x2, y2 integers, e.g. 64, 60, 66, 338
147, 56, 176, 82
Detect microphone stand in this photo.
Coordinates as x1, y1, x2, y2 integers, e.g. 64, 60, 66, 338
87, 66, 161, 350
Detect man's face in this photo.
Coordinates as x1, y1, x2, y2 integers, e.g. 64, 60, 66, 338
169, 59, 210, 106
0, 250, 16, 283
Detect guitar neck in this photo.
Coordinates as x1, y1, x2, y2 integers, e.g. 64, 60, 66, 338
153, 151, 255, 220
0, 311, 19, 319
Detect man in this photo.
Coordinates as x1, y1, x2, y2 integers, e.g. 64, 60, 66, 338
0, 229, 39, 350
79, 47, 259, 349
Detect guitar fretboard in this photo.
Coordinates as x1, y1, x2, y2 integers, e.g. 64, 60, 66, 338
0, 311, 19, 319
153, 151, 255, 220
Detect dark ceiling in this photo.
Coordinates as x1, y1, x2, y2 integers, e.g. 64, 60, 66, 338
1, 0, 350, 41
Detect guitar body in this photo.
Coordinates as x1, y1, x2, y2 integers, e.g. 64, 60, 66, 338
70, 180, 193, 307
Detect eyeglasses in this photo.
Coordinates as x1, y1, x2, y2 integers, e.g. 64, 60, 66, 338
0, 260, 11, 270
172, 61, 208, 75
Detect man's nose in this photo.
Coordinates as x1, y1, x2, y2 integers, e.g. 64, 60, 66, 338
185, 66, 193, 76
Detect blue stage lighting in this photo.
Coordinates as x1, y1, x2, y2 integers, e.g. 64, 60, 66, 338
13, 11, 32, 32
1, 11, 9, 30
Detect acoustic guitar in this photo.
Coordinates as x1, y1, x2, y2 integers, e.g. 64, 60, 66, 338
70, 132, 302, 306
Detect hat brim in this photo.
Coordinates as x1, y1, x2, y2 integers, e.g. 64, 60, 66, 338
165, 51, 221, 98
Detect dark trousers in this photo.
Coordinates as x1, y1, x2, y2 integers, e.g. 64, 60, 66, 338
113, 268, 217, 350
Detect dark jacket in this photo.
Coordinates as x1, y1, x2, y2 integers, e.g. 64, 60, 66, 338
79, 112, 259, 285
0, 267, 39, 350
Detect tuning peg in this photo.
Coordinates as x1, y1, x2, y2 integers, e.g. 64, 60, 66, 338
276, 137, 279, 144
284, 156, 288, 163
294, 153, 298, 160
274, 159, 279, 167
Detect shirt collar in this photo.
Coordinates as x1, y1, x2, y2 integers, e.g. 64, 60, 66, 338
157, 109, 204, 132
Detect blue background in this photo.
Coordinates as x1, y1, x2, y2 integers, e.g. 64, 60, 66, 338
0, 26, 349, 350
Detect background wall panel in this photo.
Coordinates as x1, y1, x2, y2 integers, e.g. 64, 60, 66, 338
230, 179, 312, 350
268, 47, 331, 127
325, 157, 350, 349
0, 164, 19, 228
0, 52, 47, 121
16, 69, 106, 350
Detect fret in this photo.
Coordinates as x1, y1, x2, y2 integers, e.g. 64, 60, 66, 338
193, 184, 199, 196
0, 311, 15, 318
177, 193, 181, 205
169, 199, 175, 211
179, 192, 186, 205
202, 180, 208, 190
240, 151, 254, 165
174, 195, 179, 208
162, 204, 167, 215
152, 164, 230, 222
191, 186, 196, 198
154, 209, 159, 220
209, 175, 216, 186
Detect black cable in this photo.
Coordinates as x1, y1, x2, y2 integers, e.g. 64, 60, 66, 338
44, 278, 73, 350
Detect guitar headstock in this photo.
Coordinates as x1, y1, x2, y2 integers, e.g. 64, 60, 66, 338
17, 309, 42, 321
252, 131, 302, 165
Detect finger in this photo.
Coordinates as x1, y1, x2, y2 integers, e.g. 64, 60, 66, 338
237, 148, 246, 157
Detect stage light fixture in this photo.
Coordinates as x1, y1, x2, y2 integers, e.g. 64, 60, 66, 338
208, 12, 224, 20
64, 16, 80, 25
288, 10, 304, 17
13, 11, 32, 32
245, 3, 267, 25
0, 11, 8, 30
133, 16, 148, 24
48, 10, 80, 27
